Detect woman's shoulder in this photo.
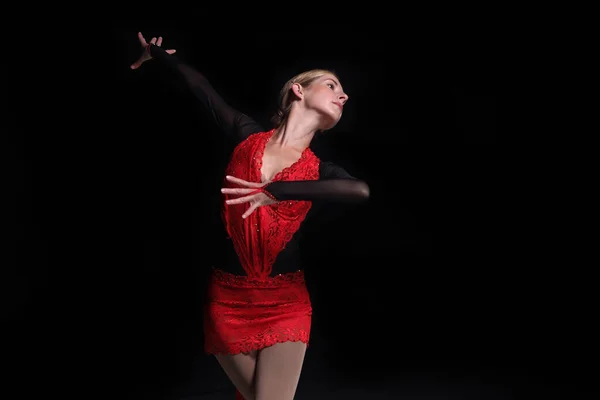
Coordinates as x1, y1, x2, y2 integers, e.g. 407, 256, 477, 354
234, 129, 273, 148
318, 160, 354, 179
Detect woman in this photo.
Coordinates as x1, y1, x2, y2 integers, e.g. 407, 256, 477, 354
130, 32, 369, 400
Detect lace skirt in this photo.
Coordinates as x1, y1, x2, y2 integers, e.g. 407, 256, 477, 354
203, 268, 313, 355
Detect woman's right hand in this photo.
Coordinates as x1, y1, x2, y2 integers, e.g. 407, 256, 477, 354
130, 32, 176, 70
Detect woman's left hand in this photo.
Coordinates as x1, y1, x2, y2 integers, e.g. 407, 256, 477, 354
221, 175, 278, 219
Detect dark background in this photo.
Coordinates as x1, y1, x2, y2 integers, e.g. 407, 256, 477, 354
9, 10, 591, 400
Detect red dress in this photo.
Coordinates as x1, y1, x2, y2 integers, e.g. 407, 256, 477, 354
204, 129, 319, 355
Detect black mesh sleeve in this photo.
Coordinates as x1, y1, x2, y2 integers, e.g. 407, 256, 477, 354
263, 161, 369, 203
148, 44, 264, 143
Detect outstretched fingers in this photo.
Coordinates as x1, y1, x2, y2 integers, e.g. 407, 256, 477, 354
226, 175, 264, 188
221, 188, 254, 196
225, 193, 260, 218
242, 203, 259, 219
226, 193, 257, 205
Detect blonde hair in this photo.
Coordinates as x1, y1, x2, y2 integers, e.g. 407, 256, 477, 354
270, 69, 338, 128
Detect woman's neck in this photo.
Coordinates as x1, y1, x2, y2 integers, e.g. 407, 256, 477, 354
272, 113, 319, 150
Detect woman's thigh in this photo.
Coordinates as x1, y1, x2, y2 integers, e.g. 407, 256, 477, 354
254, 341, 307, 400
215, 350, 258, 400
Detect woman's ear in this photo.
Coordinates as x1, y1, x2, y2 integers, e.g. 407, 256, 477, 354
291, 83, 303, 99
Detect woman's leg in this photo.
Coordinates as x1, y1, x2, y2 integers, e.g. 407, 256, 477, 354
215, 350, 258, 400
254, 341, 308, 400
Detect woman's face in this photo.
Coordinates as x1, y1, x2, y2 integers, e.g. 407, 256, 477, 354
303, 74, 349, 130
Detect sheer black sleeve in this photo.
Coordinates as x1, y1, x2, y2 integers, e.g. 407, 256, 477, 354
147, 44, 264, 143
263, 161, 369, 203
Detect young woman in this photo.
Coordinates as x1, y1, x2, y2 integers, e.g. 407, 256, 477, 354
130, 32, 369, 400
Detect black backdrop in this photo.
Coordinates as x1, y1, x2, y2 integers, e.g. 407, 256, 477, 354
10, 11, 586, 400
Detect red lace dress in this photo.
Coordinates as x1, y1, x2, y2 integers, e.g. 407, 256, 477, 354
147, 44, 369, 356
204, 129, 319, 354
